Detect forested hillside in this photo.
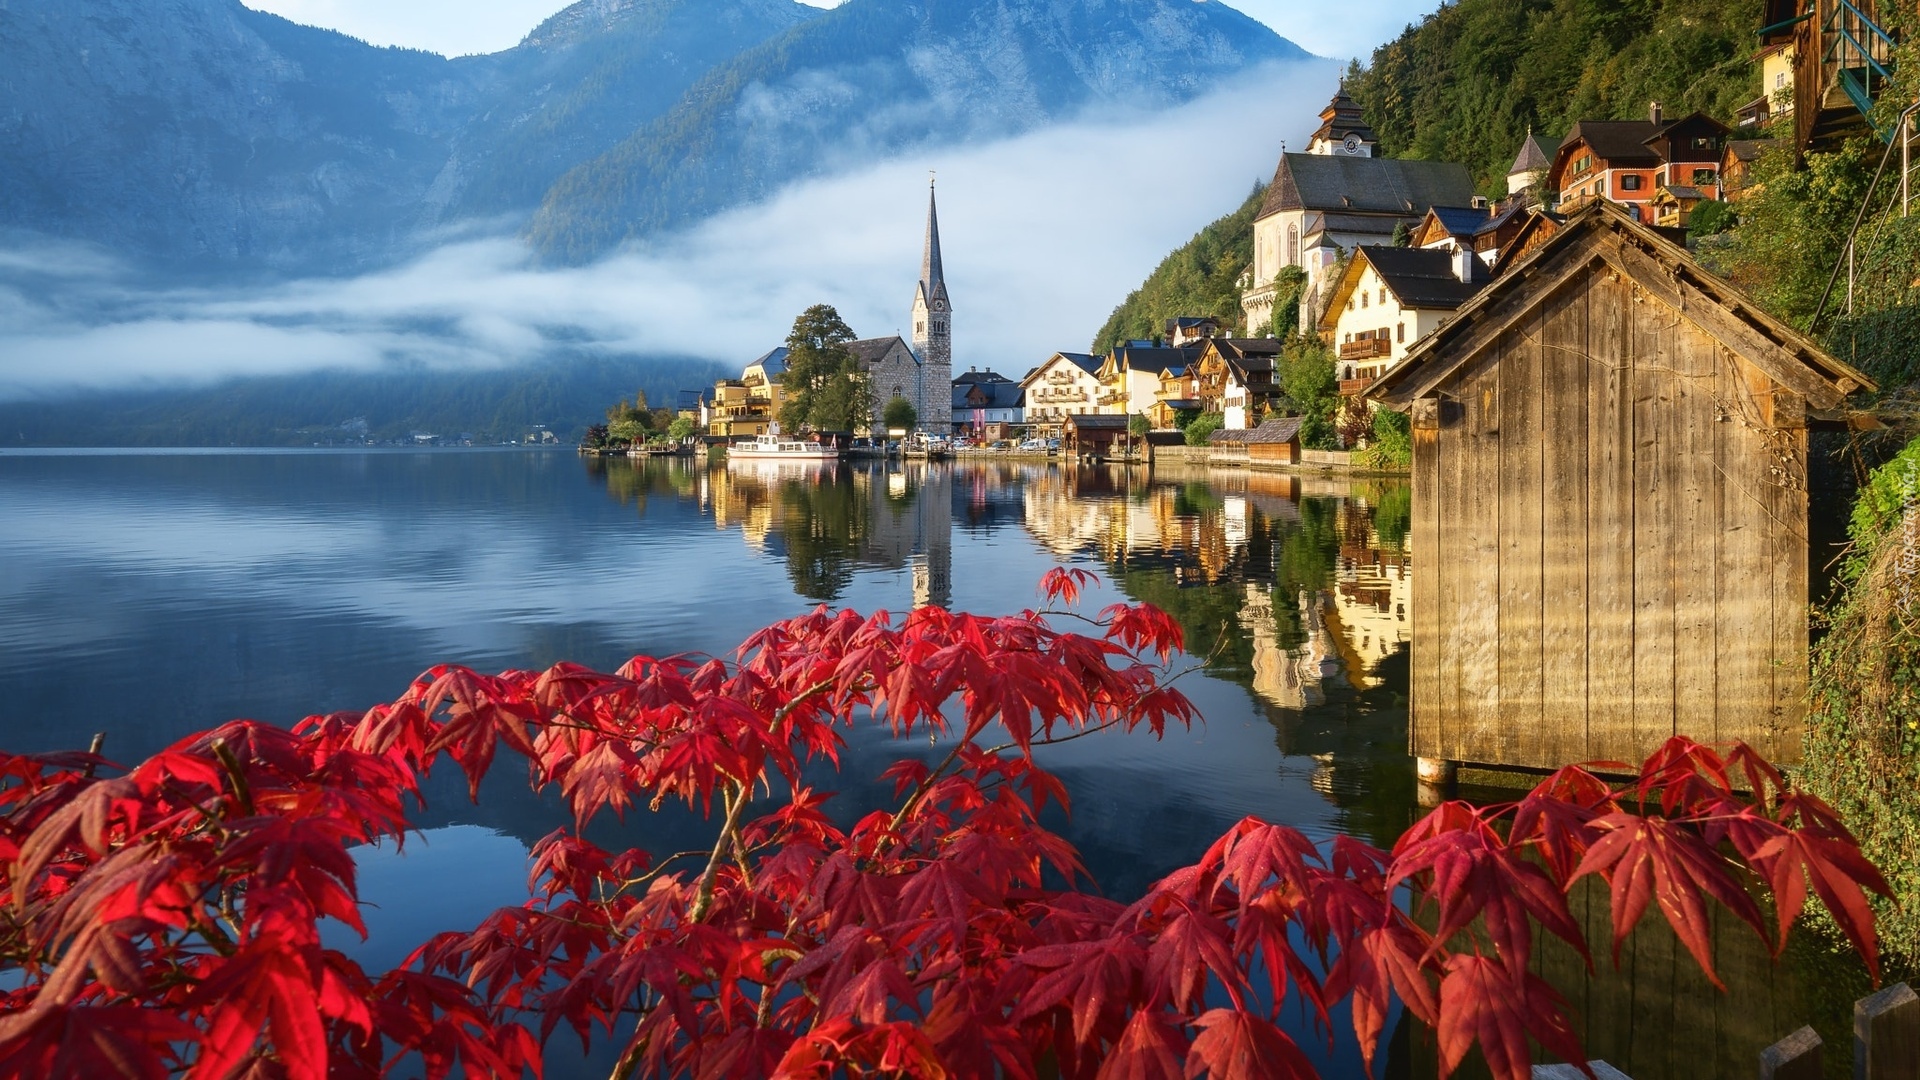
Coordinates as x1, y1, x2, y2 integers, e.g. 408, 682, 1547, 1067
1347, 0, 1764, 193
1089, 185, 1263, 352
0, 356, 728, 447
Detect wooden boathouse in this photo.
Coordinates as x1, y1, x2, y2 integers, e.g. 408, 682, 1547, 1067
1368, 202, 1873, 773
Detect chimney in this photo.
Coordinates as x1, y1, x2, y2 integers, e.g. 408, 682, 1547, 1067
1451, 243, 1477, 284
1649, 100, 1664, 125
1471, 195, 1489, 212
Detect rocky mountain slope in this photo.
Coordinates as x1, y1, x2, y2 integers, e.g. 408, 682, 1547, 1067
0, 0, 1305, 273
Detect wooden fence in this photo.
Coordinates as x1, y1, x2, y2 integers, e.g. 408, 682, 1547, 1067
1531, 981, 1919, 1080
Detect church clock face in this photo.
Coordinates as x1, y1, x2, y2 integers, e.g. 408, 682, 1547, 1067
933, 300, 946, 312
1341, 133, 1363, 155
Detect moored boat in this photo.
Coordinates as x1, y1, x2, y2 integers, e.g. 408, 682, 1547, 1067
726, 433, 839, 462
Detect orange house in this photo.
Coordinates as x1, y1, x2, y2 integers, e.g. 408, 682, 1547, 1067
1548, 105, 1727, 225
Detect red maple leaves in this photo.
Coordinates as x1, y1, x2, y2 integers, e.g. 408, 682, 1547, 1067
0, 584, 1889, 1079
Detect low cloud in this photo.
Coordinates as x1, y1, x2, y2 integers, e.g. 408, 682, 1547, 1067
0, 60, 1336, 402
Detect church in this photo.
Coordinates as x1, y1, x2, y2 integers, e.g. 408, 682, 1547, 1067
849, 180, 954, 434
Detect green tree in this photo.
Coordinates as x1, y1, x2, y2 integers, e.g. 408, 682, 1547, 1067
1183, 412, 1224, 446
882, 396, 918, 433
1278, 338, 1341, 450
667, 416, 697, 441
778, 305, 874, 433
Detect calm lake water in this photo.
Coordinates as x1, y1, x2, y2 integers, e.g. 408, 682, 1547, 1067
0, 448, 1881, 1078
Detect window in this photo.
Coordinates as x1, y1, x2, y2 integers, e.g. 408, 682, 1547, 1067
1286, 223, 1299, 266
1360, 290, 1369, 309
1621, 174, 1642, 191
1692, 168, 1717, 186
1573, 153, 1592, 175
1775, 72, 1787, 89
1397, 323, 1405, 343
1378, 288, 1387, 306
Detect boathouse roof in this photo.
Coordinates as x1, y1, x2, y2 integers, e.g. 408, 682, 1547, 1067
1368, 201, 1874, 411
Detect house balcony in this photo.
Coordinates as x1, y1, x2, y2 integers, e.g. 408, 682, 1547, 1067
1338, 376, 1377, 397
1339, 338, 1392, 361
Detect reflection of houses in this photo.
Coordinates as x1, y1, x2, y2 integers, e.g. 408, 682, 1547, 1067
1021, 352, 1105, 437
850, 336, 926, 433
950, 369, 1024, 438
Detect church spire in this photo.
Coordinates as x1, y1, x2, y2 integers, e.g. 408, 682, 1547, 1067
922, 176, 946, 299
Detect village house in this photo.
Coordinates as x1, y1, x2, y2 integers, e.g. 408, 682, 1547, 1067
1242, 416, 1304, 468
1097, 344, 1202, 422
1145, 361, 1204, 429
1164, 317, 1222, 347
1409, 198, 1531, 268
1020, 352, 1105, 437
1547, 105, 1728, 225
1064, 413, 1129, 459
708, 347, 788, 437
1737, 39, 1797, 128
951, 369, 1024, 438
1241, 88, 1477, 336
1317, 245, 1486, 397
1193, 338, 1285, 429
1721, 138, 1776, 199
1366, 201, 1874, 775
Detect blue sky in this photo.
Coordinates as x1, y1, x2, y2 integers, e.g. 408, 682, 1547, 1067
241, 0, 1436, 63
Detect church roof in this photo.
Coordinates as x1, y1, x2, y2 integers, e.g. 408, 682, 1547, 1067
1260, 155, 1477, 221
922, 181, 948, 304
1508, 132, 1557, 176
1309, 87, 1377, 147
848, 336, 914, 366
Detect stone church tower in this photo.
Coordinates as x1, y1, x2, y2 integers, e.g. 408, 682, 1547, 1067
910, 180, 953, 432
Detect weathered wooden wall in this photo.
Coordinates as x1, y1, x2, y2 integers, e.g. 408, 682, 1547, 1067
1411, 264, 1809, 769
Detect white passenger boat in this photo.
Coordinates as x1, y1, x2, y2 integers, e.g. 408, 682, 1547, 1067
725, 432, 839, 462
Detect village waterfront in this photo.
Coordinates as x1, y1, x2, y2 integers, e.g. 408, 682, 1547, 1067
0, 446, 1895, 1078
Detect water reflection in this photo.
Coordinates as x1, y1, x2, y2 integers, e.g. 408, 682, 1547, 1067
0, 449, 1881, 1079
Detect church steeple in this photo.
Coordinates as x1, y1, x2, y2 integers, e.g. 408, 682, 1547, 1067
910, 175, 952, 433
922, 179, 947, 301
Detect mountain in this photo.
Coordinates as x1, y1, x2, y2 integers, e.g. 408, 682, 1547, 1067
0, 0, 1305, 273
0, 354, 730, 446
525, 0, 1310, 262
1091, 183, 1264, 351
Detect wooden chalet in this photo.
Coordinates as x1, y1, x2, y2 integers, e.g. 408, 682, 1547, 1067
1368, 202, 1873, 772
1242, 417, 1304, 467
1193, 338, 1285, 428
1064, 413, 1128, 458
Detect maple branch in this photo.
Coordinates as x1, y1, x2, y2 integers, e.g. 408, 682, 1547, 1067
689, 782, 752, 922
208, 738, 253, 816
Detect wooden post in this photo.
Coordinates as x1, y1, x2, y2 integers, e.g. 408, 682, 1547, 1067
1855, 982, 1920, 1080
1760, 1025, 1822, 1080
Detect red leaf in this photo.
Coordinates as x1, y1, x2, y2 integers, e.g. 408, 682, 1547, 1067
1436, 954, 1584, 1080
1185, 1008, 1317, 1080
1096, 1009, 1189, 1080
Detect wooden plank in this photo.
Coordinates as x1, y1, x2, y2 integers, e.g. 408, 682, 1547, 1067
1631, 282, 1678, 759
1716, 353, 1776, 760
1766, 414, 1811, 763
1411, 416, 1442, 759
1671, 323, 1720, 744
1586, 274, 1637, 765
1450, 349, 1504, 763
1437, 388, 1472, 764
1759, 1026, 1822, 1080
1499, 305, 1545, 764
1856, 982, 1920, 1080
1595, 239, 1847, 409
1539, 280, 1591, 764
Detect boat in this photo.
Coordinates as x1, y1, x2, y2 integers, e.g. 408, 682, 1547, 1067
725, 432, 839, 462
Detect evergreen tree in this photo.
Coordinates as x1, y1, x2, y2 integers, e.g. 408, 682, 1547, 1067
779, 305, 875, 433
882, 396, 918, 433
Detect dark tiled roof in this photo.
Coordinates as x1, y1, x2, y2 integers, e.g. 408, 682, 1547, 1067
953, 369, 1016, 385
1057, 352, 1103, 374
1359, 247, 1486, 309
1113, 346, 1202, 375
847, 336, 913, 365
1424, 206, 1494, 239
1562, 120, 1662, 166
953, 381, 1024, 410
1067, 414, 1129, 430
1659, 184, 1706, 200
1306, 211, 1417, 237
1212, 338, 1286, 358
1207, 427, 1252, 444
1245, 417, 1305, 444
676, 389, 709, 410
1260, 154, 1477, 220
1509, 133, 1557, 176
1728, 138, 1775, 163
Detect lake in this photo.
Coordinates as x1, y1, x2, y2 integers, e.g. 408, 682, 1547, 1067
0, 448, 1880, 1078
